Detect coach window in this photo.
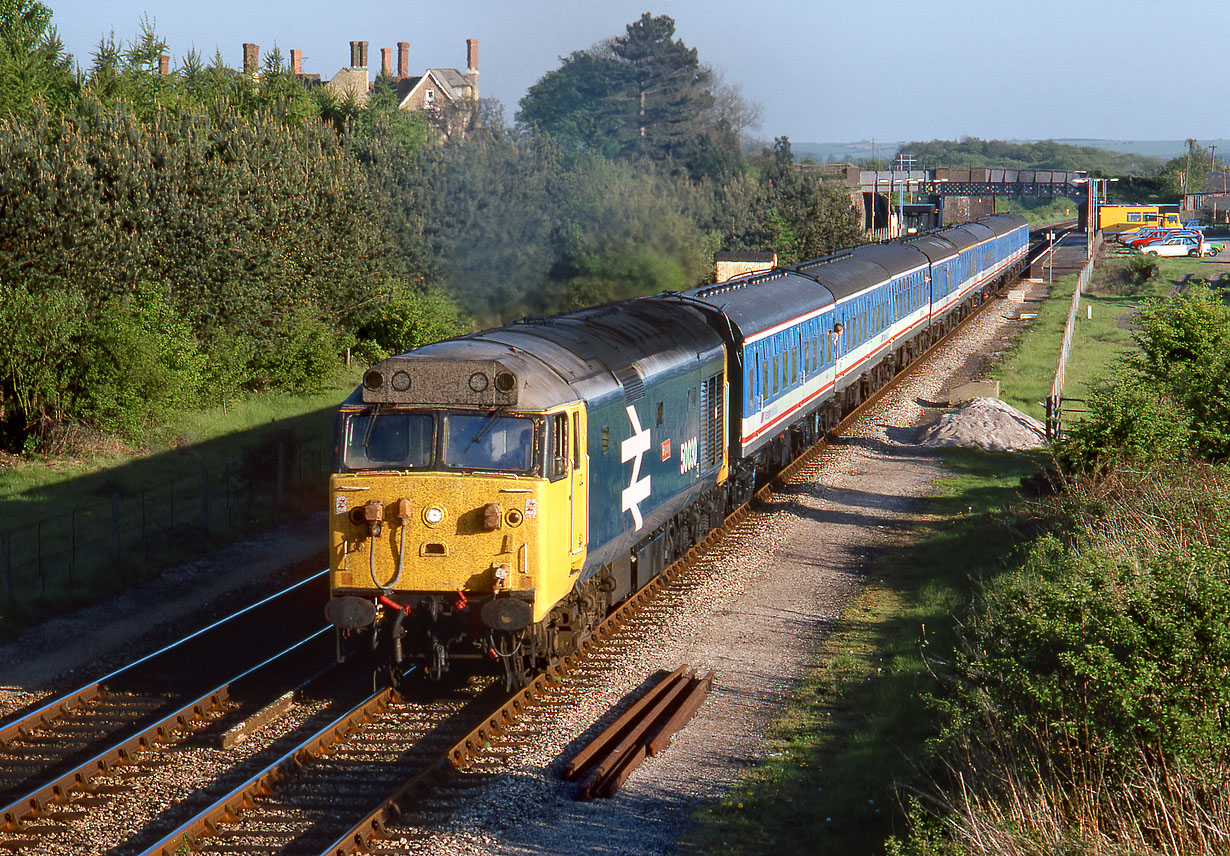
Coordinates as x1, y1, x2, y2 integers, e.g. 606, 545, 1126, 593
772, 355, 779, 395
802, 341, 809, 377
748, 367, 754, 409
791, 347, 798, 384
762, 360, 769, 401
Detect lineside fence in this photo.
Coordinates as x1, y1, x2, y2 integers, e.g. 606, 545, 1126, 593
1, 429, 331, 608
1045, 231, 1104, 440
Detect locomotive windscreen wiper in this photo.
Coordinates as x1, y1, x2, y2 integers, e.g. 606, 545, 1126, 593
361, 404, 383, 451
467, 406, 507, 448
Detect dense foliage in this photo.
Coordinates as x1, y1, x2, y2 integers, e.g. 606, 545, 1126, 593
1062, 282, 1230, 466
0, 4, 863, 453
892, 283, 1230, 855
898, 137, 1163, 177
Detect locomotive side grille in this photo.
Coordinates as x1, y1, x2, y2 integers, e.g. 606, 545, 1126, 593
614, 366, 645, 402
700, 373, 722, 468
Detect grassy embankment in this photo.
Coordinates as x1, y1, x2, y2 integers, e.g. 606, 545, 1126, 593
686, 251, 1212, 854
0, 370, 360, 631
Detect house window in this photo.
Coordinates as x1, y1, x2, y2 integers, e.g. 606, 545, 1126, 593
424, 89, 435, 105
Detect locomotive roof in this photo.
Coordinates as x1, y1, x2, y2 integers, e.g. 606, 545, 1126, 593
356, 298, 723, 412
674, 269, 835, 341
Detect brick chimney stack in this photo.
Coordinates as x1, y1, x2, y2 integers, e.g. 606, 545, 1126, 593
397, 42, 409, 79
381, 47, 392, 77
358, 41, 368, 68
465, 38, 479, 99
242, 43, 259, 74
290, 49, 302, 76
466, 38, 478, 75
349, 40, 360, 67
159, 54, 169, 75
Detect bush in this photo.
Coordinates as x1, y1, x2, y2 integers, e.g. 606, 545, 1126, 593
0, 282, 84, 443
247, 304, 341, 393
353, 283, 467, 359
1059, 377, 1191, 469
952, 535, 1230, 768
75, 282, 204, 441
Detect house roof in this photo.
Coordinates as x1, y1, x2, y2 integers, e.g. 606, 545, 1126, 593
396, 69, 462, 109
326, 67, 369, 103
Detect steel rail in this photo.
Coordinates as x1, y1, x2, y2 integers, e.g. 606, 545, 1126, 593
0, 569, 328, 747
0, 626, 331, 834
136, 683, 397, 856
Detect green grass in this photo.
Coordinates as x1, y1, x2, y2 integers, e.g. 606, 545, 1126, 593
684, 448, 1044, 855
0, 370, 360, 633
989, 272, 1080, 421
0, 369, 361, 526
990, 253, 1204, 423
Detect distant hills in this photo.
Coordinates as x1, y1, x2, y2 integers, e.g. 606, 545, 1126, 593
792, 139, 1230, 164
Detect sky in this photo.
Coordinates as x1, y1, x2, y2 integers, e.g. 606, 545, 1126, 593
41, 0, 1230, 145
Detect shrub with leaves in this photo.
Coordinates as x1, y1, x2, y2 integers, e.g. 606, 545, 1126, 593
75, 282, 204, 440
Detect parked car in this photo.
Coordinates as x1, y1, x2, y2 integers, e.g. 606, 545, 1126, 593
1129, 229, 1204, 248
1139, 236, 1224, 257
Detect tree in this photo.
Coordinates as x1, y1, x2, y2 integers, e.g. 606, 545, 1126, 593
709, 70, 762, 150
517, 48, 624, 158
720, 137, 863, 263
516, 14, 740, 179
608, 13, 714, 164
0, 0, 77, 117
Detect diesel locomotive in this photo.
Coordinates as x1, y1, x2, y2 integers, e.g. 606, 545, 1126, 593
323, 214, 1030, 688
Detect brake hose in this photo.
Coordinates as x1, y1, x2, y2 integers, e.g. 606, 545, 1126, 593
369, 522, 407, 591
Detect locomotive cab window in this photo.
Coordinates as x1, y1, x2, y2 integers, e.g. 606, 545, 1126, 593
601, 425, 610, 455
549, 412, 569, 480
342, 410, 434, 471
443, 413, 537, 473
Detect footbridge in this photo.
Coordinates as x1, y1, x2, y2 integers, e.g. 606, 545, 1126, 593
859, 167, 1089, 199
854, 167, 1092, 236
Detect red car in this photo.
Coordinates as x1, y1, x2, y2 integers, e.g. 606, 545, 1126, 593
1128, 229, 1204, 248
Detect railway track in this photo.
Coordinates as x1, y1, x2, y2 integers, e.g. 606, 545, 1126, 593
0, 571, 330, 849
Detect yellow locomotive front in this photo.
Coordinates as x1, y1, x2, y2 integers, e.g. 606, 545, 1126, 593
324, 353, 589, 688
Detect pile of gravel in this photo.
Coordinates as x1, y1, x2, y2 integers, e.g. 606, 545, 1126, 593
917, 397, 1048, 452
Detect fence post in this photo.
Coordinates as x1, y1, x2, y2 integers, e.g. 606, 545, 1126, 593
202, 468, 210, 532
2, 531, 11, 605
111, 492, 121, 562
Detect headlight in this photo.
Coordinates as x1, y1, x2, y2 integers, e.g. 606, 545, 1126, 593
424, 506, 445, 526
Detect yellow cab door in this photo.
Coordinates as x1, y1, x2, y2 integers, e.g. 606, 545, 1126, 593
569, 405, 588, 569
